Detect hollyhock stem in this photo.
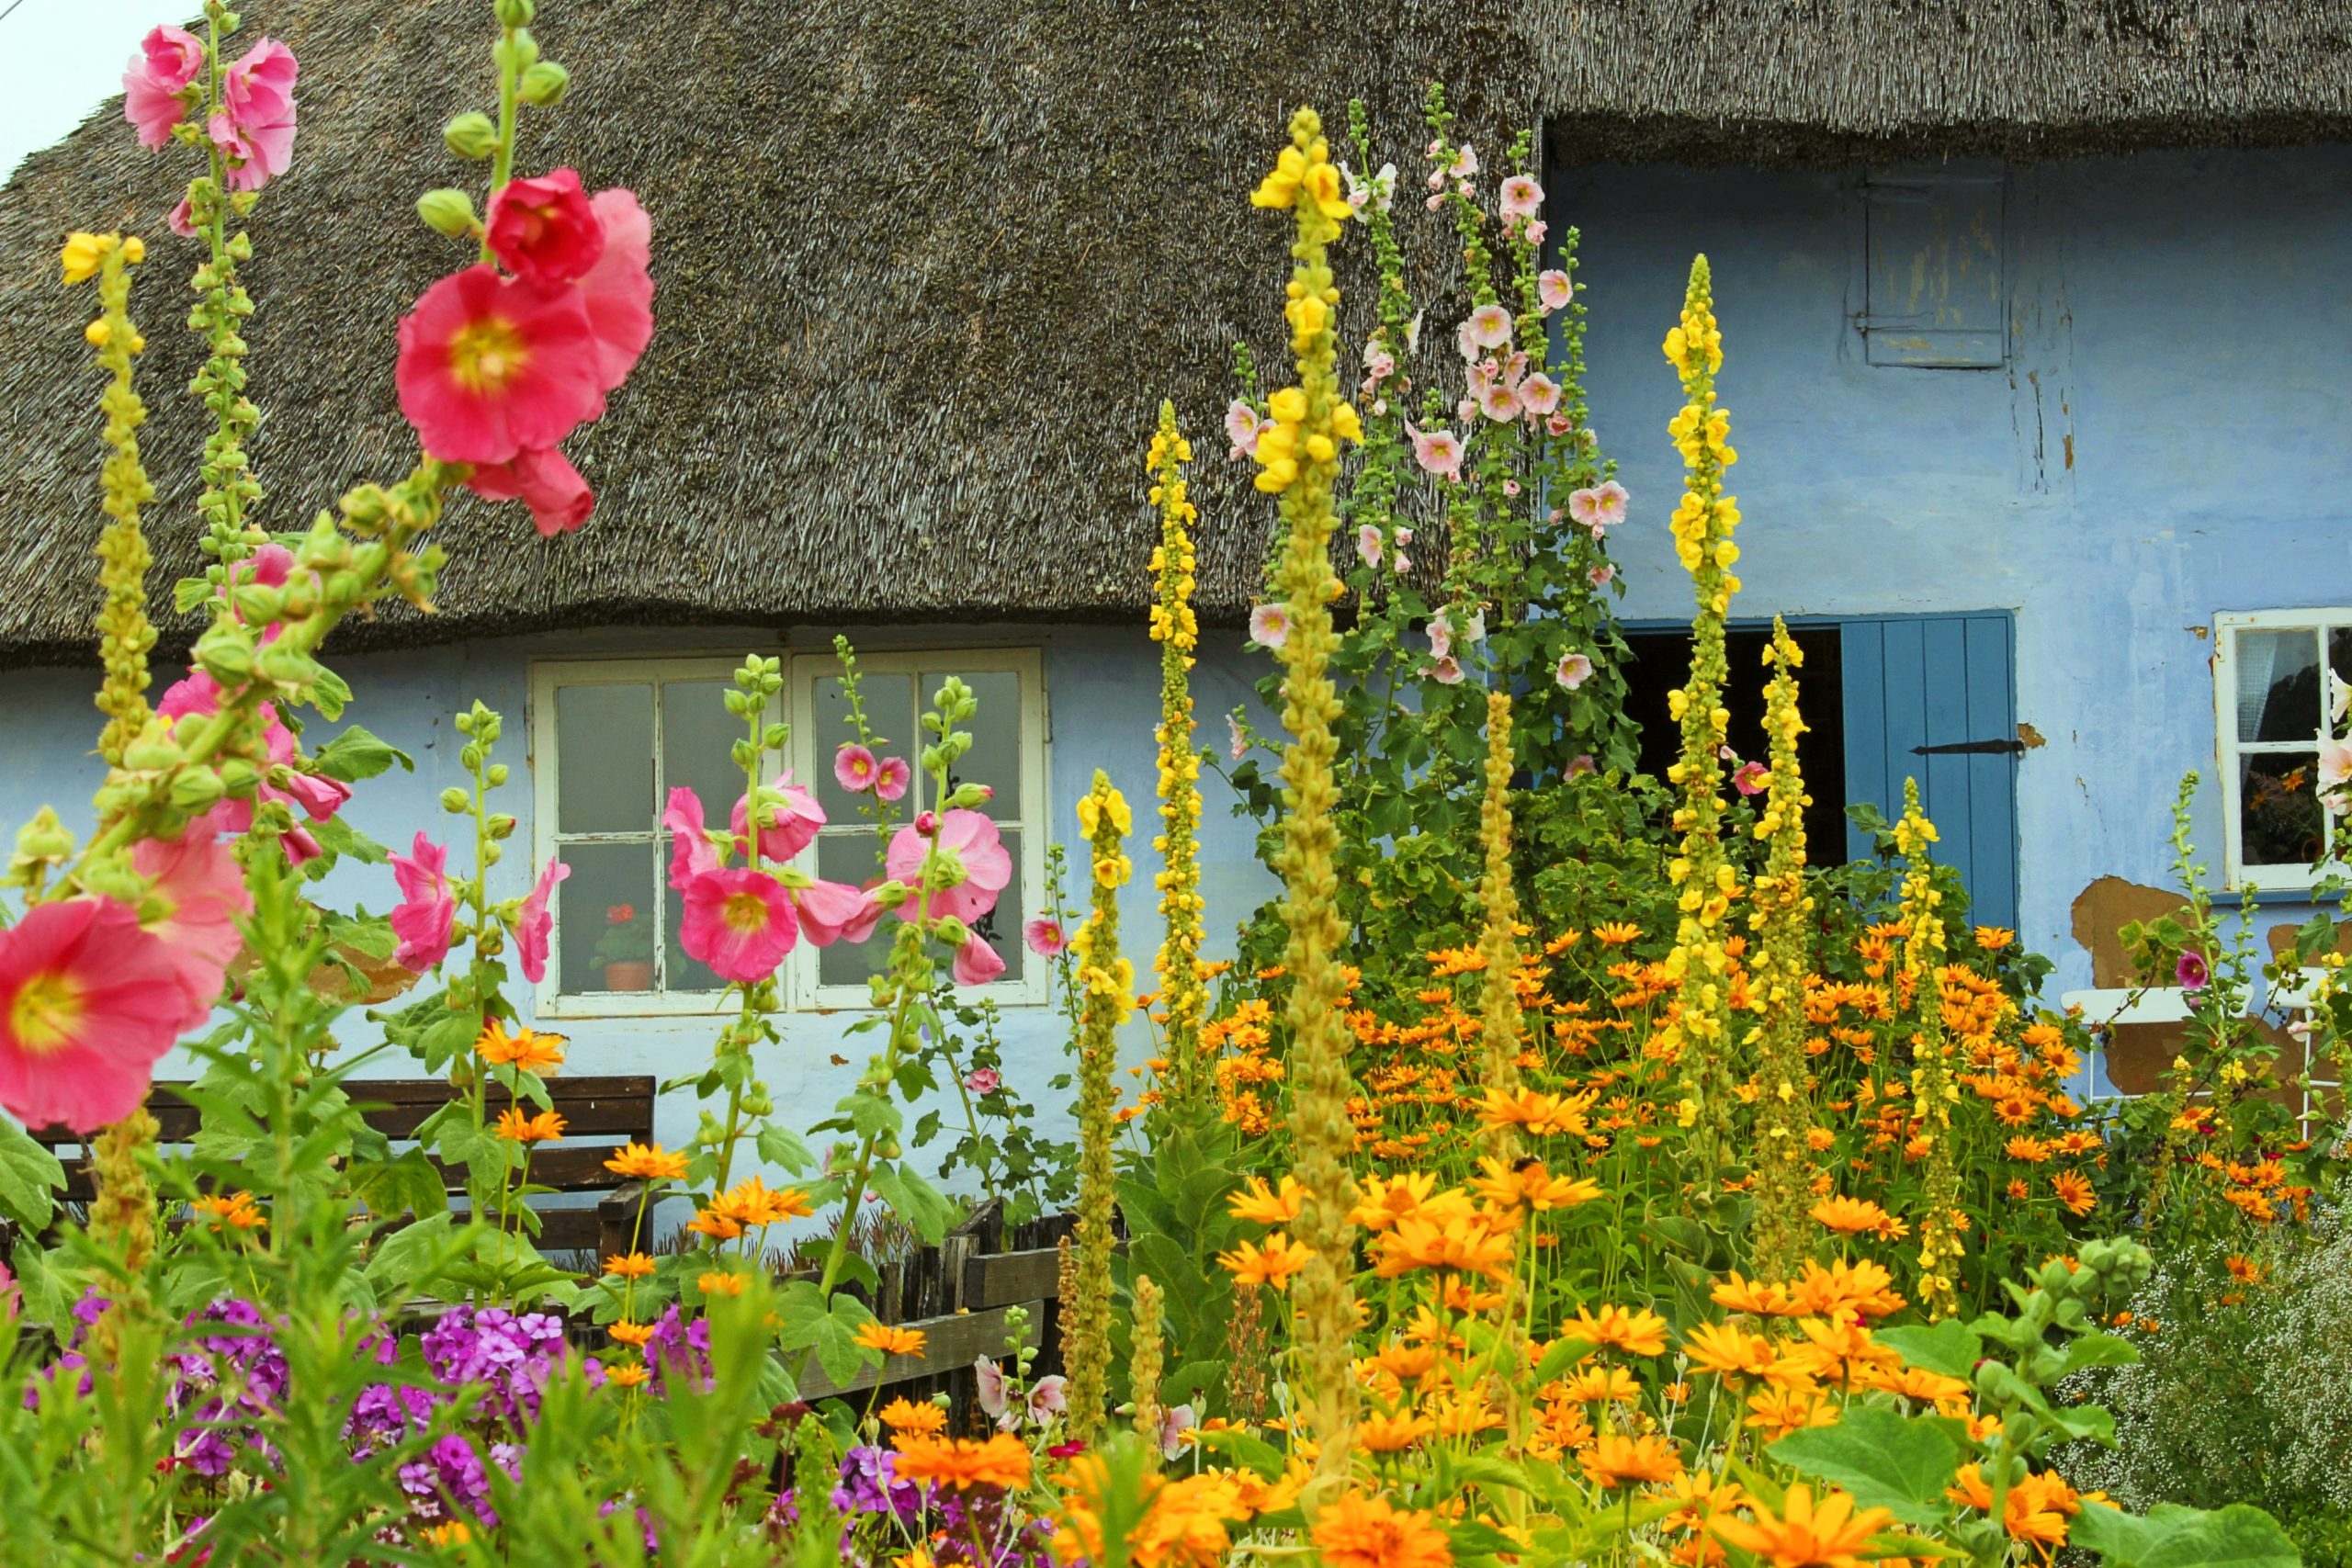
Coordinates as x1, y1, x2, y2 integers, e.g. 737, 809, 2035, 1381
480, 17, 523, 265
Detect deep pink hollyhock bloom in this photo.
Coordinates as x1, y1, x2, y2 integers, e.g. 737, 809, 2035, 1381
467, 445, 594, 537
679, 867, 797, 983
794, 878, 882, 946
576, 189, 654, 397
390, 834, 456, 973
873, 756, 910, 803
1023, 916, 1068, 957
131, 829, 250, 1031
2176, 951, 2211, 992
964, 1066, 1001, 1095
886, 809, 1012, 926
277, 769, 352, 820
952, 934, 1006, 987
663, 787, 719, 890
0, 897, 188, 1134
834, 744, 879, 794
123, 25, 204, 148
487, 169, 606, 288
733, 773, 825, 863
1732, 761, 1769, 796
395, 265, 604, 466
208, 39, 299, 193
514, 858, 570, 984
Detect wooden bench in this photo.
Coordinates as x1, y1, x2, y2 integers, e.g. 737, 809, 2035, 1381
29, 1075, 658, 1259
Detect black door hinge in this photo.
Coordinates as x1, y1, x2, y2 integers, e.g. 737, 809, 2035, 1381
1912, 738, 2026, 756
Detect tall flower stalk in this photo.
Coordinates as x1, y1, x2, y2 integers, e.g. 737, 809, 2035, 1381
1147, 404, 1208, 1105
77, 233, 158, 767
1476, 689, 1525, 1161
1659, 255, 1744, 1194
1746, 618, 1815, 1281
1246, 106, 1363, 1486
1063, 771, 1134, 1439
1896, 779, 1965, 1319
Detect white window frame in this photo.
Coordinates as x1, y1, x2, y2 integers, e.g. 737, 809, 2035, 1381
784, 645, 1051, 1011
527, 648, 1050, 1018
2212, 608, 2352, 894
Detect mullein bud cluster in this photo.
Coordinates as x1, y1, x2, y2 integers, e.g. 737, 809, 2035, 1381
1129, 1273, 1166, 1454
1145, 403, 1209, 1103
1476, 690, 1525, 1162
64, 233, 159, 768
1895, 778, 1965, 1318
1658, 255, 1744, 1194
1745, 619, 1816, 1281
1063, 770, 1132, 1440
1252, 106, 1360, 1487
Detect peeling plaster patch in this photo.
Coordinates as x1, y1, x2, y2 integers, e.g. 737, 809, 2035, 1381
2018, 722, 2047, 750
2188, 625, 2210, 641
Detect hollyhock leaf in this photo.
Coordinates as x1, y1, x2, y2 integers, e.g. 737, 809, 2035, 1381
311, 725, 413, 782
1193, 1427, 1286, 1481
0, 1117, 64, 1232
311, 814, 389, 865
2072, 1503, 2298, 1568
2052, 1329, 2139, 1380
754, 1123, 814, 1175
1766, 1405, 1967, 1526
1876, 1319, 1984, 1380
865, 1161, 954, 1246
349, 1147, 449, 1224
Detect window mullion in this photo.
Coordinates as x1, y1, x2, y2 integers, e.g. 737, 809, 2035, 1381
650, 682, 669, 994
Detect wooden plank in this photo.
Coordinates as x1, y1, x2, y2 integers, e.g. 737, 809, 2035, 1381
1841, 620, 1887, 865
1920, 616, 1973, 864
792, 1301, 1043, 1401
965, 1246, 1061, 1310
1962, 615, 2018, 931
1881, 618, 1930, 821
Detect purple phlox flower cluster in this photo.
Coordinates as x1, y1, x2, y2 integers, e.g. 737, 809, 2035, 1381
641, 1303, 712, 1394
166, 1298, 290, 1476
420, 1303, 599, 1427
398, 1432, 519, 1529
833, 1443, 922, 1518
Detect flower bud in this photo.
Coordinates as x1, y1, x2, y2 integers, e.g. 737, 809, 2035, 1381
516, 61, 570, 107
12, 807, 76, 869
193, 624, 257, 683
933, 916, 972, 946
218, 759, 260, 797
487, 813, 517, 840
170, 769, 228, 812
444, 112, 499, 161
487, 763, 510, 787
493, 0, 535, 24
416, 187, 480, 238
231, 583, 285, 625
913, 810, 940, 837
440, 786, 471, 813
123, 728, 186, 773
492, 28, 540, 72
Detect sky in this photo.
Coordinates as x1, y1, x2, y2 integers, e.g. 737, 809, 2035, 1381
1, 0, 198, 180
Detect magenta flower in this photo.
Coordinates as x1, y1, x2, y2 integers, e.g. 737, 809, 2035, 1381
123, 25, 204, 149
834, 744, 879, 794
733, 773, 825, 863
1733, 761, 1770, 797
2176, 951, 2211, 992
208, 37, 298, 192
130, 829, 250, 1032
964, 1066, 1001, 1095
679, 868, 797, 983
1538, 269, 1575, 312
664, 787, 721, 890
390, 834, 456, 974
1356, 525, 1384, 570
1555, 652, 1594, 692
1023, 916, 1069, 957
952, 934, 1006, 987
874, 756, 911, 803
1249, 604, 1290, 649
466, 446, 594, 537
0, 898, 188, 1134
794, 878, 883, 946
1498, 175, 1543, 220
514, 858, 570, 985
885, 809, 1012, 926
486, 168, 605, 288
1408, 424, 1464, 481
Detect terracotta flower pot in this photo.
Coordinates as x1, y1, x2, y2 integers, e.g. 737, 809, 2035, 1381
602, 960, 655, 993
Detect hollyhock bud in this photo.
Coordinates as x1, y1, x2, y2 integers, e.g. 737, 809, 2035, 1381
486, 168, 604, 286
445, 112, 499, 160
913, 811, 941, 837
417, 187, 480, 238
517, 61, 571, 106
496, 0, 536, 26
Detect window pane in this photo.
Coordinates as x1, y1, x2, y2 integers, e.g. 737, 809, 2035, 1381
2330, 628, 2352, 727
556, 684, 655, 833
811, 673, 917, 821
964, 828, 1023, 984
2235, 629, 2320, 743
817, 833, 893, 989
557, 841, 658, 993
663, 680, 747, 820
931, 669, 1023, 818
2241, 751, 2324, 867
662, 874, 731, 995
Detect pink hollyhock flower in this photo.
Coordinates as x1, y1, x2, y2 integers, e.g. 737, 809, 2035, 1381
1463, 303, 1513, 352
834, 744, 879, 794
1555, 652, 1594, 692
487, 168, 605, 288
1498, 175, 1543, 220
2176, 951, 2211, 992
734, 773, 825, 863
1408, 425, 1464, 480
1546, 412, 1574, 438
1427, 615, 1454, 661
1461, 609, 1487, 644
964, 1066, 1001, 1095
1394, 551, 1412, 573
680, 868, 797, 983
1517, 219, 1548, 247
976, 1356, 1013, 1427
1227, 712, 1248, 761
1157, 1401, 1196, 1461
390, 834, 456, 973
663, 787, 720, 889
1430, 654, 1464, 686
123, 25, 205, 148
1396, 526, 1414, 547
208, 37, 299, 192
1567, 479, 1631, 533
576, 189, 655, 399
0, 897, 188, 1134
1023, 916, 1069, 957
795, 879, 883, 946
1455, 397, 1478, 425
874, 756, 911, 803
1356, 524, 1384, 570
131, 829, 250, 1031
396, 265, 605, 466
1589, 561, 1617, 588
952, 934, 1006, 987
466, 446, 594, 537
277, 769, 352, 820
1566, 753, 1596, 779
1225, 400, 1262, 459
1249, 604, 1289, 649
514, 857, 570, 985
1029, 1374, 1070, 1425
1538, 269, 1575, 311
886, 809, 1012, 926
1732, 761, 1770, 796
1363, 344, 1396, 383
167, 197, 198, 238
1517, 373, 1562, 416
2320, 737, 2352, 812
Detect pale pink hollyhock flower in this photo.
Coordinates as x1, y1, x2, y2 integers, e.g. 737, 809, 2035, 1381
952, 934, 1007, 987
887, 809, 1012, 926
1462, 610, 1487, 644
734, 773, 826, 862
1555, 652, 1594, 692
1356, 524, 1384, 570
1450, 144, 1478, 178
1024, 915, 1069, 957
1566, 753, 1597, 779
1430, 655, 1465, 686
681, 867, 798, 982
1027, 1375, 1069, 1424
1498, 175, 1543, 220
1589, 562, 1617, 589
1396, 526, 1414, 547
123, 25, 205, 148
2319, 737, 2352, 812
0, 897, 187, 1134
1733, 761, 1770, 797
1225, 400, 1262, 459
487, 168, 605, 288
1517, 373, 1562, 416
965, 1066, 1001, 1095
1363, 344, 1396, 383
1477, 379, 1520, 423
1249, 604, 1289, 649
664, 787, 721, 890
514, 857, 570, 985
1408, 425, 1463, 480
1545, 412, 1574, 437
1567, 479, 1631, 534
874, 756, 911, 802
1393, 551, 1412, 573
1158, 1402, 1198, 1461
1455, 398, 1479, 424
1426, 614, 1454, 660
1718, 745, 1738, 763
1405, 310, 1424, 355
1591, 479, 1630, 526
975, 1357, 1013, 1427
795, 878, 884, 946
396, 266, 604, 466
1538, 269, 1574, 311
835, 744, 878, 793
1226, 712, 1248, 762
390, 834, 456, 974
1464, 303, 1513, 351
1518, 220, 1548, 247
209, 37, 299, 192
131, 829, 249, 1030
466, 446, 594, 537
2332, 670, 2352, 724
1502, 479, 1521, 498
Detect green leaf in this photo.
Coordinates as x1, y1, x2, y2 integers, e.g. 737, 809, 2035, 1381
2071, 1503, 2300, 1568
775, 1280, 878, 1387
348, 1148, 450, 1223
2052, 1329, 2140, 1379
0, 1117, 65, 1233
754, 1123, 814, 1175
309, 665, 354, 720
1767, 1404, 1966, 1527
1877, 1318, 1984, 1381
311, 814, 390, 865
311, 725, 413, 783
1193, 1427, 1284, 1479
1532, 1336, 1599, 1386
866, 1162, 955, 1246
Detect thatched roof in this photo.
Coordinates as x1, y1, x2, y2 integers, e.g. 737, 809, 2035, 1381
3, 0, 2346, 665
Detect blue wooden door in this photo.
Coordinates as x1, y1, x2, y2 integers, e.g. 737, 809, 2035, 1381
1841, 615, 2019, 931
